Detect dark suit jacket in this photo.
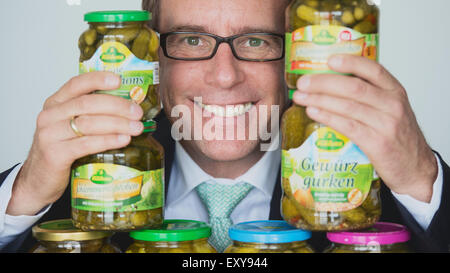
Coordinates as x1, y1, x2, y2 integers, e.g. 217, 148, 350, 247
1, 111, 450, 253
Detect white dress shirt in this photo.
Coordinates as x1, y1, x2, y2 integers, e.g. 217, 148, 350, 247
0, 146, 444, 250
164, 140, 281, 224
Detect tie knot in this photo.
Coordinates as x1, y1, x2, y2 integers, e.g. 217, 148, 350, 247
196, 181, 253, 218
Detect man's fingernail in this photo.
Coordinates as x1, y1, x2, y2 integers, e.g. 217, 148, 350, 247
294, 92, 308, 102
297, 75, 311, 90
105, 75, 120, 87
307, 107, 320, 115
329, 55, 344, 68
130, 121, 143, 134
130, 103, 142, 117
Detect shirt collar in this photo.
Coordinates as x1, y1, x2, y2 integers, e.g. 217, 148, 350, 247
171, 134, 281, 205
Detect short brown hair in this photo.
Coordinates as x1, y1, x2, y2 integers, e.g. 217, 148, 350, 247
142, 0, 159, 30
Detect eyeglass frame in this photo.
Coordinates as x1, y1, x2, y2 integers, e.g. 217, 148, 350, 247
159, 31, 285, 62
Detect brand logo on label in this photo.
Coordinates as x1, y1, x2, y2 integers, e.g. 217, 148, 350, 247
90, 169, 113, 185
313, 30, 337, 45
100, 47, 126, 63
315, 131, 345, 151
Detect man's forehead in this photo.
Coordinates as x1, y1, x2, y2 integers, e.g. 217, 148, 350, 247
158, 0, 287, 35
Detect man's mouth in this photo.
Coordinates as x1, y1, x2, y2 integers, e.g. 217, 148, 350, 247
194, 101, 254, 117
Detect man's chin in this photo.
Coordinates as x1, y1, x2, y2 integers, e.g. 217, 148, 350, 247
195, 139, 261, 163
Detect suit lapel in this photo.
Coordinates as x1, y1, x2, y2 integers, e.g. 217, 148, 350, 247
152, 111, 175, 201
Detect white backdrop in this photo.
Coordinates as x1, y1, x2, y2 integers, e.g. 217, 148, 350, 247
1, 0, 449, 171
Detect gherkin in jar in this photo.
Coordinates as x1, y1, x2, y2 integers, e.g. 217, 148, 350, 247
30, 219, 121, 253
325, 222, 412, 253
281, 0, 381, 231
126, 220, 217, 253
224, 221, 314, 253
78, 11, 161, 121
71, 121, 164, 231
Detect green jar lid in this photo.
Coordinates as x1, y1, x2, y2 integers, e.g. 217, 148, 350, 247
129, 220, 212, 242
84, 10, 151, 23
143, 120, 156, 133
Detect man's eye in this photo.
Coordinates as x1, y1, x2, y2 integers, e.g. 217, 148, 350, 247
247, 38, 264, 47
185, 37, 201, 46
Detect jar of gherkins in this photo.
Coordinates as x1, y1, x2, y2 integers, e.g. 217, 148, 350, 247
71, 120, 164, 231
30, 219, 120, 253
224, 220, 314, 253
325, 222, 411, 253
79, 10, 160, 120
281, 0, 381, 231
126, 220, 217, 253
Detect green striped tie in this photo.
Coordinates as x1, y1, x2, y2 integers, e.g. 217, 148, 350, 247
196, 181, 254, 252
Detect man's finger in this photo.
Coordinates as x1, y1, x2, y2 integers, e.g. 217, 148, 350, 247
328, 54, 400, 91
293, 91, 391, 134
38, 115, 143, 143
60, 134, 131, 164
44, 72, 121, 109
38, 94, 143, 126
304, 105, 378, 153
296, 73, 393, 114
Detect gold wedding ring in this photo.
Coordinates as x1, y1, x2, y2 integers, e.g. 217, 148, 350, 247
70, 116, 84, 137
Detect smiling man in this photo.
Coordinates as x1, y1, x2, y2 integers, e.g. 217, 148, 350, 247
0, 0, 450, 253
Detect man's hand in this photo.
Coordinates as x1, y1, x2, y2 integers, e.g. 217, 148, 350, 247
6, 72, 144, 216
292, 54, 438, 203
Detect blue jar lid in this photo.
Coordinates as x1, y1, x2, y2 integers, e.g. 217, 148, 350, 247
229, 220, 312, 244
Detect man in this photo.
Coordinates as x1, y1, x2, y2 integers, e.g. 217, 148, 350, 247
0, 0, 449, 253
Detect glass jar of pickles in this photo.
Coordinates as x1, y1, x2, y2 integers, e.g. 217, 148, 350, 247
325, 222, 411, 253
30, 219, 120, 253
126, 220, 217, 253
281, 0, 381, 231
224, 220, 314, 253
71, 120, 164, 231
79, 10, 160, 120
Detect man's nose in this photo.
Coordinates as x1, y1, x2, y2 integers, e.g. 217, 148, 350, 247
204, 43, 245, 89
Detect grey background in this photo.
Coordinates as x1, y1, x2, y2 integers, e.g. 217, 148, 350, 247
0, 0, 449, 171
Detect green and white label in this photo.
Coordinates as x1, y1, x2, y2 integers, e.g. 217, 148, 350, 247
71, 163, 164, 212
79, 41, 159, 104
282, 127, 377, 212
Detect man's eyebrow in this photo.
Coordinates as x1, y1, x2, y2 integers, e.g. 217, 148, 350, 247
165, 25, 282, 35
166, 25, 211, 33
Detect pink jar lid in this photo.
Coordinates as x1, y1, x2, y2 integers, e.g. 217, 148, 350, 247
327, 222, 411, 246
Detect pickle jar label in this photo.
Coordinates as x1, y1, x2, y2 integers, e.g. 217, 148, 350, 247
79, 41, 159, 104
282, 127, 377, 212
71, 163, 164, 212
285, 25, 378, 75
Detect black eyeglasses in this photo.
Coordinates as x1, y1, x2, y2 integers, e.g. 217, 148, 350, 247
159, 32, 285, 62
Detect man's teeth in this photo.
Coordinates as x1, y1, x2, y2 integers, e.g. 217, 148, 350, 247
197, 102, 253, 117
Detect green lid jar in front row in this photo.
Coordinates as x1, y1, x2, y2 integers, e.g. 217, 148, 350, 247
30, 219, 121, 253
79, 10, 161, 121
71, 120, 164, 231
224, 220, 314, 253
126, 220, 217, 253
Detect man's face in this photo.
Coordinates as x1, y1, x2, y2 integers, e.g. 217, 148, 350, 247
158, 0, 287, 164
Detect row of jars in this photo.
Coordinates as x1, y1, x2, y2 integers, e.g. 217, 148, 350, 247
30, 219, 411, 253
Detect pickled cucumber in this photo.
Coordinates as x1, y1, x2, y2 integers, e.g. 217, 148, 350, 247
225, 241, 314, 253
126, 239, 217, 253
72, 132, 164, 231
282, 0, 380, 232
78, 21, 160, 120
285, 0, 379, 89
282, 180, 381, 231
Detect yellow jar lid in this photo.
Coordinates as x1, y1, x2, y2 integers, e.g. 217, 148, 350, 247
32, 219, 114, 242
